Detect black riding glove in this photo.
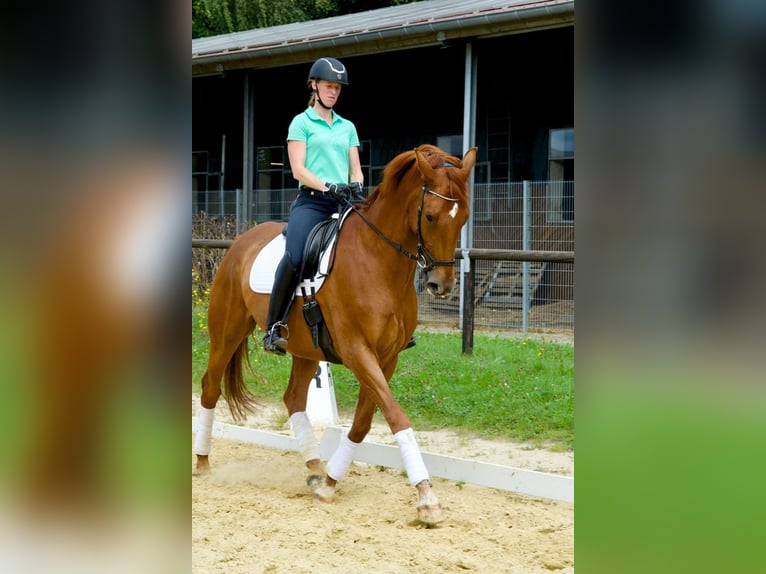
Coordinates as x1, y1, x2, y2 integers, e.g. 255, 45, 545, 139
324, 182, 344, 202
347, 181, 365, 204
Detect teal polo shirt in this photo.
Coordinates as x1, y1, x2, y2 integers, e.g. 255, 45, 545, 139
287, 107, 360, 185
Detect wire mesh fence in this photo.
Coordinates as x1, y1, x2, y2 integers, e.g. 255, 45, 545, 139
416, 181, 573, 333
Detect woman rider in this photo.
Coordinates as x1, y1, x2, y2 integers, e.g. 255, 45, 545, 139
263, 56, 364, 354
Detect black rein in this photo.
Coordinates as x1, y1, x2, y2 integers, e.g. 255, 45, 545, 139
343, 184, 460, 273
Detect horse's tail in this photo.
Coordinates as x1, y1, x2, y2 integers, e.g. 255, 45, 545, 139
223, 336, 258, 422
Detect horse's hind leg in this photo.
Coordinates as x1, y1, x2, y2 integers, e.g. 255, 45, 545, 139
282, 356, 324, 484
194, 283, 254, 474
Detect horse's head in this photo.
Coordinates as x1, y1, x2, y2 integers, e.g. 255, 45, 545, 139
414, 145, 478, 298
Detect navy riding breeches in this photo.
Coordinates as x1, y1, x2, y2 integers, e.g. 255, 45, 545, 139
284, 190, 340, 268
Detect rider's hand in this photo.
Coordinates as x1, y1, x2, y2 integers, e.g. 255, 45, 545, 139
348, 182, 365, 203
324, 182, 343, 201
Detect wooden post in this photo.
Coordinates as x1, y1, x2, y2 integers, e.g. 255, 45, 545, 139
462, 261, 475, 355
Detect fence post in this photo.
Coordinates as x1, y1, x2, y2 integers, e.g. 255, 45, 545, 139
461, 250, 475, 354
522, 180, 531, 334
235, 188, 241, 228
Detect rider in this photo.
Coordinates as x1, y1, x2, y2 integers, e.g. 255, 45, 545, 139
263, 56, 364, 355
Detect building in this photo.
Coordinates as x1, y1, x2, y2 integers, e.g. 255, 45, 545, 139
192, 0, 574, 327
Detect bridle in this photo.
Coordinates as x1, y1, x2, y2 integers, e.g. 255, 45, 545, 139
346, 183, 461, 273
414, 185, 461, 271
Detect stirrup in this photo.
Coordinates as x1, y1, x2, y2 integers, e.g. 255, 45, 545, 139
264, 323, 289, 355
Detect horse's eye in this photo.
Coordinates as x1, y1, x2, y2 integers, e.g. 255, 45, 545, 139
425, 214, 435, 223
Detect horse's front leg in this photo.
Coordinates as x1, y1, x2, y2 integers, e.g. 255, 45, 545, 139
283, 357, 326, 485
393, 425, 444, 526
315, 397, 444, 525
351, 356, 444, 526
313, 385, 377, 503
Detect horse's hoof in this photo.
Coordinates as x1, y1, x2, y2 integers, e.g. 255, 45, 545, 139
313, 484, 335, 503
417, 503, 445, 527
193, 456, 211, 476
306, 474, 323, 488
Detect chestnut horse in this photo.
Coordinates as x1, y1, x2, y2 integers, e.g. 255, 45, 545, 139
194, 145, 478, 525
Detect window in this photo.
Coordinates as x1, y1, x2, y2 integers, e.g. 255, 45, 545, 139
256, 146, 285, 190
547, 128, 574, 223
549, 128, 574, 161
254, 146, 290, 222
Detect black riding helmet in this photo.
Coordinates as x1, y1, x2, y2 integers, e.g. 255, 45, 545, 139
308, 57, 348, 85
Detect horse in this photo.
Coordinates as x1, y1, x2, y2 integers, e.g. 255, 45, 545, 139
194, 144, 478, 526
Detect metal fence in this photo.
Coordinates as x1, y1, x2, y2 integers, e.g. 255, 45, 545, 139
192, 180, 574, 335
417, 181, 573, 333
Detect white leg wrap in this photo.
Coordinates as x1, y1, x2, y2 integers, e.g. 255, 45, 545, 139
394, 427, 430, 486
326, 435, 360, 481
290, 412, 320, 462
193, 405, 215, 456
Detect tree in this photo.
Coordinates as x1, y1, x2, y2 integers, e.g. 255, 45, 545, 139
193, 0, 420, 39
193, 0, 308, 38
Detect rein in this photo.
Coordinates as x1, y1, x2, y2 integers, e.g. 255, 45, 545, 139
344, 184, 460, 272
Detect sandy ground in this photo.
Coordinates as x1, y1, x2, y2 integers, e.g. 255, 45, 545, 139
192, 396, 574, 573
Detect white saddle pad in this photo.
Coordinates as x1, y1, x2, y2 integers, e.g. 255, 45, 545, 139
248, 211, 349, 294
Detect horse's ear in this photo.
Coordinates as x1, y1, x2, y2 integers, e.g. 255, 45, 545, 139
460, 147, 478, 177
415, 147, 436, 182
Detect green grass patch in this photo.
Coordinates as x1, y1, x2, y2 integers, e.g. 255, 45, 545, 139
192, 303, 573, 450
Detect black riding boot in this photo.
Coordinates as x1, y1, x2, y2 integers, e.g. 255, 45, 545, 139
263, 254, 300, 355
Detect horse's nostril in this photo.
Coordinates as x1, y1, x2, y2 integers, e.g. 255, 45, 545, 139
426, 281, 441, 294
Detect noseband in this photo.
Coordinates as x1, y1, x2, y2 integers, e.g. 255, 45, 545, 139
347, 182, 460, 273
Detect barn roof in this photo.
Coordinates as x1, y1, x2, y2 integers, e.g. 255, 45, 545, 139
192, 0, 574, 75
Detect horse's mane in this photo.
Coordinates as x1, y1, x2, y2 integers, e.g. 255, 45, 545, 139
364, 144, 467, 205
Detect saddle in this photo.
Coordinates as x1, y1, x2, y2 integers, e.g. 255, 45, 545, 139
283, 210, 347, 364
294, 212, 342, 281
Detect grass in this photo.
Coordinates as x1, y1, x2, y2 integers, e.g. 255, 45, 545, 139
192, 301, 573, 451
